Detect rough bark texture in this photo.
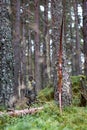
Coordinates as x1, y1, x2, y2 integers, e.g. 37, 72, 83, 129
62, 0, 72, 106
11, 0, 21, 96
51, 0, 62, 102
19, 20, 27, 98
27, 3, 33, 77
28, 30, 33, 76
69, 3, 76, 76
0, 0, 14, 105
51, 0, 72, 107
73, 0, 81, 75
34, 0, 41, 92
83, 0, 87, 77
42, 0, 49, 88
46, 31, 51, 82
62, 50, 72, 106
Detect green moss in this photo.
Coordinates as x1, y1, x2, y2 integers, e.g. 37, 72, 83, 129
1, 103, 87, 130
71, 75, 86, 106
37, 84, 54, 102
1, 76, 87, 129
37, 75, 86, 106
0, 106, 7, 111
71, 75, 86, 86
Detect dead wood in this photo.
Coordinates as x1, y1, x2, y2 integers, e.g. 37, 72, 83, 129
0, 107, 43, 117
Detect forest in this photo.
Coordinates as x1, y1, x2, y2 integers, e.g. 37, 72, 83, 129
0, 0, 87, 129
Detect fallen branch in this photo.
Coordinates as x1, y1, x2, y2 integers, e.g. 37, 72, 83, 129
0, 107, 43, 117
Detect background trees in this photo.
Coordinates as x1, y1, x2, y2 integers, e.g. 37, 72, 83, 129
0, 0, 87, 107
11, 0, 21, 96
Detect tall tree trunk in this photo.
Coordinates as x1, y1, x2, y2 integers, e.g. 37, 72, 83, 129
62, 0, 72, 107
46, 30, 51, 82
0, 0, 14, 105
11, 0, 21, 97
83, 0, 87, 77
51, 0, 72, 107
69, 0, 76, 76
73, 0, 81, 75
34, 0, 41, 92
51, 0, 63, 102
28, 30, 33, 76
27, 2, 33, 77
42, 0, 48, 88
19, 20, 27, 98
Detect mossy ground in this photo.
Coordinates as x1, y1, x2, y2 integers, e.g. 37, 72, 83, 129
0, 102, 87, 130
0, 76, 87, 130
71, 75, 87, 106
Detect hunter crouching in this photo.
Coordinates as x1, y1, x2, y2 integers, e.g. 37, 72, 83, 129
25, 76, 36, 107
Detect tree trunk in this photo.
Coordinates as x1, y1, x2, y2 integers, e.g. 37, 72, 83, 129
46, 31, 51, 82
28, 30, 33, 76
51, 0, 63, 102
19, 20, 27, 98
51, 0, 72, 107
62, 0, 72, 107
0, 0, 14, 105
73, 0, 81, 75
11, 0, 21, 96
34, 0, 41, 92
69, 0, 76, 76
42, 0, 48, 88
83, 0, 87, 77
27, 2, 33, 77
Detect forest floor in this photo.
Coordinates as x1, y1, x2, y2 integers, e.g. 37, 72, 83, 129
0, 101, 87, 130
0, 76, 87, 130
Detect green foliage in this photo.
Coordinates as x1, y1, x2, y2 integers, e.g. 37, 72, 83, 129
37, 84, 54, 102
0, 105, 7, 111
1, 76, 87, 130
71, 75, 86, 106
0, 114, 16, 129
1, 102, 87, 130
71, 75, 86, 85
37, 75, 86, 106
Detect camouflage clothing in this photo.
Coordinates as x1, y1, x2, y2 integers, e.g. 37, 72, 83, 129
25, 79, 36, 106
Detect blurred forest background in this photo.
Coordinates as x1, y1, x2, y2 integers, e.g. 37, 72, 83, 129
0, 0, 87, 108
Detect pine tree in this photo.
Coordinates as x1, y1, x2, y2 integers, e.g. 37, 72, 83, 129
83, 0, 87, 77
11, 0, 21, 96
73, 0, 81, 75
0, 0, 14, 105
34, 0, 41, 92
51, 0, 72, 110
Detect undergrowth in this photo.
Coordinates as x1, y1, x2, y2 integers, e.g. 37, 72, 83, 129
0, 76, 87, 130
71, 75, 86, 106
37, 83, 54, 102
0, 102, 87, 130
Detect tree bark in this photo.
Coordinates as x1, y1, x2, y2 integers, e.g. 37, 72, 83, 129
83, 0, 87, 77
51, 0, 72, 107
73, 0, 81, 75
42, 0, 48, 88
0, 0, 14, 105
46, 31, 51, 82
51, 0, 63, 102
34, 0, 41, 92
19, 20, 27, 98
28, 30, 33, 76
11, 0, 21, 96
69, 0, 76, 76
